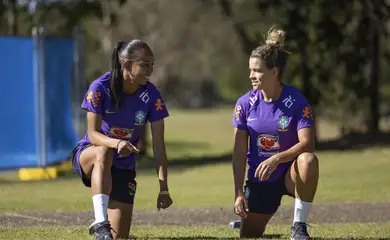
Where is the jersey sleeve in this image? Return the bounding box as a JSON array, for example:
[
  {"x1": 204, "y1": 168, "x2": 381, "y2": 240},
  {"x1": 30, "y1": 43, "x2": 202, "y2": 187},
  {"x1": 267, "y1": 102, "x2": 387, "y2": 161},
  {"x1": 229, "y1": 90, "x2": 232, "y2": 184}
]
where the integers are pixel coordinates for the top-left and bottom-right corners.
[
  {"x1": 148, "y1": 93, "x2": 169, "y2": 123},
  {"x1": 232, "y1": 97, "x2": 248, "y2": 131},
  {"x1": 81, "y1": 81, "x2": 106, "y2": 115},
  {"x1": 295, "y1": 101, "x2": 314, "y2": 131}
]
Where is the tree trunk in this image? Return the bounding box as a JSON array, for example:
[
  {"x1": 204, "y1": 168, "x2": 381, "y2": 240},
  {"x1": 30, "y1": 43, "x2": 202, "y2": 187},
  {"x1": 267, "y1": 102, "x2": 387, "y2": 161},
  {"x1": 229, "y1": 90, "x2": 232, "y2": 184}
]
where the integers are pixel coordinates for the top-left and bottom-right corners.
[
  {"x1": 6, "y1": 0, "x2": 17, "y2": 35},
  {"x1": 368, "y1": 24, "x2": 380, "y2": 134}
]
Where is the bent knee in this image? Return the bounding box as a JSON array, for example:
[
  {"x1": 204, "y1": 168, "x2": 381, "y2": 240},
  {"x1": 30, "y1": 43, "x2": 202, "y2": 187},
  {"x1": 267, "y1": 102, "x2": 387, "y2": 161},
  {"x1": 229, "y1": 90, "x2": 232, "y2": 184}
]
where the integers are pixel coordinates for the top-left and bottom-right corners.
[
  {"x1": 240, "y1": 213, "x2": 270, "y2": 238},
  {"x1": 297, "y1": 152, "x2": 319, "y2": 170},
  {"x1": 94, "y1": 146, "x2": 114, "y2": 165}
]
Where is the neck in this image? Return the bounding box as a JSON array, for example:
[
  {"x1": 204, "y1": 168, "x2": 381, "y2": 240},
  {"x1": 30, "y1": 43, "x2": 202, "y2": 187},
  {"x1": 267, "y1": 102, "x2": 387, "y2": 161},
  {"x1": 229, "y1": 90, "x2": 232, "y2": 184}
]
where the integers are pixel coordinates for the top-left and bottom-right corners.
[
  {"x1": 261, "y1": 84, "x2": 283, "y2": 102},
  {"x1": 123, "y1": 81, "x2": 139, "y2": 95}
]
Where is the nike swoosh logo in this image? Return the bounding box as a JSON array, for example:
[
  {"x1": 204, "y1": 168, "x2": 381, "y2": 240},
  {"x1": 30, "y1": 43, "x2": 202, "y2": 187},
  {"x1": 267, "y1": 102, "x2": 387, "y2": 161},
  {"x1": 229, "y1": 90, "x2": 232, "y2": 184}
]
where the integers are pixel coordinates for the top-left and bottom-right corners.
[
  {"x1": 248, "y1": 118, "x2": 257, "y2": 121},
  {"x1": 105, "y1": 109, "x2": 116, "y2": 114}
]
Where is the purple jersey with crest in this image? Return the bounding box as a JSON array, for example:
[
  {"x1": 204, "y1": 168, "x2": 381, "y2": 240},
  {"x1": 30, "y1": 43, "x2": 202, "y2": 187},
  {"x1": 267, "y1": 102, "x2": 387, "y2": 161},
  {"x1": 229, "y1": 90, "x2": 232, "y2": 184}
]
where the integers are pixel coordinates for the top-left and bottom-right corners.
[
  {"x1": 78, "y1": 72, "x2": 169, "y2": 169},
  {"x1": 232, "y1": 85, "x2": 313, "y2": 183}
]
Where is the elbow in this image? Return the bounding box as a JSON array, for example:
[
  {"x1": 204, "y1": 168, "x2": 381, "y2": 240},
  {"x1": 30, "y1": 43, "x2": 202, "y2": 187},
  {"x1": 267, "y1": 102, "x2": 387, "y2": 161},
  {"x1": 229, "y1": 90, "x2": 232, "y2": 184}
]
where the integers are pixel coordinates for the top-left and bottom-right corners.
[
  {"x1": 301, "y1": 141, "x2": 314, "y2": 153},
  {"x1": 88, "y1": 130, "x2": 99, "y2": 145}
]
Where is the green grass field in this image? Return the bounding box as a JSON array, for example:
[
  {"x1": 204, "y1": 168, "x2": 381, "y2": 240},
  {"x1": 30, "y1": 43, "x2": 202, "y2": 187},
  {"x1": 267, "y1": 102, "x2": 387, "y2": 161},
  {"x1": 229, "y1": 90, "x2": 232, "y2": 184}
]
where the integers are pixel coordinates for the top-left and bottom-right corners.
[
  {"x1": 2, "y1": 224, "x2": 390, "y2": 240},
  {"x1": 1, "y1": 107, "x2": 390, "y2": 239}
]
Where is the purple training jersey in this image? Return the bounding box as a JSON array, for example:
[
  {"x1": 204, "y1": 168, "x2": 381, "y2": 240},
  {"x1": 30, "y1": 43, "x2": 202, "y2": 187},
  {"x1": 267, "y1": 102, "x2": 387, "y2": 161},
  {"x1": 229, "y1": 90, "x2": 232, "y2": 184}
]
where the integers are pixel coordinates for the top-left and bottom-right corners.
[
  {"x1": 232, "y1": 85, "x2": 313, "y2": 183},
  {"x1": 78, "y1": 72, "x2": 169, "y2": 169}
]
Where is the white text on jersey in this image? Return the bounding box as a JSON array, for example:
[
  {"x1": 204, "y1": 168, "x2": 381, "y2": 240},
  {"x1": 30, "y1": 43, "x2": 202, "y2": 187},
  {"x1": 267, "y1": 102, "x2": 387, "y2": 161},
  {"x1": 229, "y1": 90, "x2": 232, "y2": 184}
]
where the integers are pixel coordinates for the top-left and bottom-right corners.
[{"x1": 140, "y1": 91, "x2": 150, "y2": 103}]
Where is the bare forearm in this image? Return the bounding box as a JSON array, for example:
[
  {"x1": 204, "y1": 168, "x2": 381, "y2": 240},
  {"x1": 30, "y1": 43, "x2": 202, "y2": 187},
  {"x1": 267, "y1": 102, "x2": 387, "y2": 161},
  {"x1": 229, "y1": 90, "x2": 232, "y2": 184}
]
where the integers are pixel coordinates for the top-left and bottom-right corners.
[
  {"x1": 276, "y1": 141, "x2": 313, "y2": 164},
  {"x1": 153, "y1": 144, "x2": 169, "y2": 191},
  {"x1": 89, "y1": 131, "x2": 120, "y2": 149},
  {"x1": 233, "y1": 151, "x2": 247, "y2": 197}
]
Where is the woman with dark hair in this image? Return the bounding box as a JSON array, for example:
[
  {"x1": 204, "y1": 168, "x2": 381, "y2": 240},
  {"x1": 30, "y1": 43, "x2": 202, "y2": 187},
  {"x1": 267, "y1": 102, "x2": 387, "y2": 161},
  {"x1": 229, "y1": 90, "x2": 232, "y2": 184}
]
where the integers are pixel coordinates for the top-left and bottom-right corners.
[{"x1": 72, "y1": 40, "x2": 173, "y2": 240}]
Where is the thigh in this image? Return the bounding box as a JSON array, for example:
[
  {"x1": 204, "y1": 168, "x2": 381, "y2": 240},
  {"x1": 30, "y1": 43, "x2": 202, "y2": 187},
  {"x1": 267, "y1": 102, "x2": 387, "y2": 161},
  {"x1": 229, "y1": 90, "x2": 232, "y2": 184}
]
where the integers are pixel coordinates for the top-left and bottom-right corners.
[
  {"x1": 245, "y1": 180, "x2": 284, "y2": 215},
  {"x1": 241, "y1": 180, "x2": 285, "y2": 237},
  {"x1": 108, "y1": 167, "x2": 137, "y2": 239},
  {"x1": 78, "y1": 145, "x2": 100, "y2": 177},
  {"x1": 110, "y1": 167, "x2": 137, "y2": 204},
  {"x1": 108, "y1": 199, "x2": 134, "y2": 239}
]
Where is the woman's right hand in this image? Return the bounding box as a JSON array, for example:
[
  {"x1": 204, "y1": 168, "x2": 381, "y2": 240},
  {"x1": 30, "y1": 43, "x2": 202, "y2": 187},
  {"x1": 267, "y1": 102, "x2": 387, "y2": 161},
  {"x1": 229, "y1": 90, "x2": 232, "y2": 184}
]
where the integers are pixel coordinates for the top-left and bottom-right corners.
[
  {"x1": 117, "y1": 140, "x2": 140, "y2": 157},
  {"x1": 234, "y1": 193, "x2": 249, "y2": 219}
]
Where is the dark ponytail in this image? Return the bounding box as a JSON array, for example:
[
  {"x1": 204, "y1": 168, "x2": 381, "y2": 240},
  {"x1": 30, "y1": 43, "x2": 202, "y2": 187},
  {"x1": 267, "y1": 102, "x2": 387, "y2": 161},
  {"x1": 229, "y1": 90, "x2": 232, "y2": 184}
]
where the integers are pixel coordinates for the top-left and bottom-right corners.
[
  {"x1": 110, "y1": 41, "x2": 126, "y2": 108},
  {"x1": 109, "y1": 39, "x2": 152, "y2": 108}
]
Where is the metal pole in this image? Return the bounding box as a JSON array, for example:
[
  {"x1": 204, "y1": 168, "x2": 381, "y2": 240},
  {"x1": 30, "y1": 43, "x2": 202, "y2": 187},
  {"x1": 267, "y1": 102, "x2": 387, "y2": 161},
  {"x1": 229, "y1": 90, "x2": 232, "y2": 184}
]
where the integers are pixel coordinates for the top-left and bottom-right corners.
[
  {"x1": 39, "y1": 25, "x2": 47, "y2": 167},
  {"x1": 73, "y1": 27, "x2": 81, "y2": 138},
  {"x1": 32, "y1": 26, "x2": 41, "y2": 167}
]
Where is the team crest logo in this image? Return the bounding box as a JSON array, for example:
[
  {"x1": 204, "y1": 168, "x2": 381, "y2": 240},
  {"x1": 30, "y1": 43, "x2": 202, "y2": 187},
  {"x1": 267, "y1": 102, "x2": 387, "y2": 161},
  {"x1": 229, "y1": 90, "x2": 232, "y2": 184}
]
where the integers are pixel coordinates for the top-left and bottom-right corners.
[
  {"x1": 278, "y1": 116, "x2": 289, "y2": 132},
  {"x1": 135, "y1": 111, "x2": 146, "y2": 126},
  {"x1": 108, "y1": 127, "x2": 134, "y2": 139},
  {"x1": 128, "y1": 182, "x2": 136, "y2": 196}
]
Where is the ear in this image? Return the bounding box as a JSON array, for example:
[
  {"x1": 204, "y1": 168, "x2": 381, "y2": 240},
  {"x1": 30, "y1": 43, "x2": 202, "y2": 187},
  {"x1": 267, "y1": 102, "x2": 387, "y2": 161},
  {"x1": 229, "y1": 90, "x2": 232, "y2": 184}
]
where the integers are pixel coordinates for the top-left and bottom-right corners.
[{"x1": 272, "y1": 67, "x2": 279, "y2": 77}]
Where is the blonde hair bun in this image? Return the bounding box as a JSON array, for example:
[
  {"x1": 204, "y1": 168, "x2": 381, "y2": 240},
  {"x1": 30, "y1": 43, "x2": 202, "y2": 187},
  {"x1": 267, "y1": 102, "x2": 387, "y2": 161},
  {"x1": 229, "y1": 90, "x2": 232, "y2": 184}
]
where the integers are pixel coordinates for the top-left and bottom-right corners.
[{"x1": 265, "y1": 26, "x2": 285, "y2": 47}]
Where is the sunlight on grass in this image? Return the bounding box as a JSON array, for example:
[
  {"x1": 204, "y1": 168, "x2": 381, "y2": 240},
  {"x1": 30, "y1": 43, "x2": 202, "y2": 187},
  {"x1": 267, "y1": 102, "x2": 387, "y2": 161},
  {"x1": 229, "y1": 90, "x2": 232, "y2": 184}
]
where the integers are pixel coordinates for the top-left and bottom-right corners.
[
  {"x1": 0, "y1": 108, "x2": 389, "y2": 212},
  {"x1": 1, "y1": 147, "x2": 390, "y2": 212},
  {"x1": 146, "y1": 107, "x2": 235, "y2": 160}
]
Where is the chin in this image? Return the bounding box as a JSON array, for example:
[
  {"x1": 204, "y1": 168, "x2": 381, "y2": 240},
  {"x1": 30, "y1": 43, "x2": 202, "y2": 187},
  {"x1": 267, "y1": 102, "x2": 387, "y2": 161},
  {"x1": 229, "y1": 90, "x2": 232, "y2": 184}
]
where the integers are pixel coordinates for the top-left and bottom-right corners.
[
  {"x1": 139, "y1": 78, "x2": 149, "y2": 86},
  {"x1": 252, "y1": 85, "x2": 261, "y2": 90}
]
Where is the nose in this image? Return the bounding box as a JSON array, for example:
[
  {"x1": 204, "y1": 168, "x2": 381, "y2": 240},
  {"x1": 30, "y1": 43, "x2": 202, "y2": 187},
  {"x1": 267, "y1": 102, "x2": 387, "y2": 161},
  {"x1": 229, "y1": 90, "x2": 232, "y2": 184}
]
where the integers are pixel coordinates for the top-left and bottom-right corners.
[{"x1": 249, "y1": 71, "x2": 255, "y2": 79}]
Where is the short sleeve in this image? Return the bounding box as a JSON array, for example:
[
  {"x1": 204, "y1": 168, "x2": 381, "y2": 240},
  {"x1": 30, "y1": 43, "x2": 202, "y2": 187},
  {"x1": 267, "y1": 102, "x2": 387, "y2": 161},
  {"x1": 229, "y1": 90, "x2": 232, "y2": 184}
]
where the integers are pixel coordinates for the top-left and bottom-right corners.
[
  {"x1": 148, "y1": 93, "x2": 169, "y2": 123},
  {"x1": 232, "y1": 97, "x2": 248, "y2": 131},
  {"x1": 296, "y1": 102, "x2": 314, "y2": 131},
  {"x1": 81, "y1": 81, "x2": 106, "y2": 115}
]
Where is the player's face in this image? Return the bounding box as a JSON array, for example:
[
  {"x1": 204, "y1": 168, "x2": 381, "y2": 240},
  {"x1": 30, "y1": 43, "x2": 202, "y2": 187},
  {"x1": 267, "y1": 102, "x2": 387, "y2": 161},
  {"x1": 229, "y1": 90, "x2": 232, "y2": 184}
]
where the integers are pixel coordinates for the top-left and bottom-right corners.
[
  {"x1": 249, "y1": 57, "x2": 278, "y2": 90},
  {"x1": 123, "y1": 48, "x2": 154, "y2": 85}
]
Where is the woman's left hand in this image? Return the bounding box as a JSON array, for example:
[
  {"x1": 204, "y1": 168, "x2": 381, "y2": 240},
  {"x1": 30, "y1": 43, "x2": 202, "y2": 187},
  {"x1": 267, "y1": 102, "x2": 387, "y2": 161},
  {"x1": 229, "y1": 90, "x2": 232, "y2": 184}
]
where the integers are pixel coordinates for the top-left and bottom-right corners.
[
  {"x1": 255, "y1": 155, "x2": 280, "y2": 181},
  {"x1": 157, "y1": 191, "x2": 173, "y2": 210}
]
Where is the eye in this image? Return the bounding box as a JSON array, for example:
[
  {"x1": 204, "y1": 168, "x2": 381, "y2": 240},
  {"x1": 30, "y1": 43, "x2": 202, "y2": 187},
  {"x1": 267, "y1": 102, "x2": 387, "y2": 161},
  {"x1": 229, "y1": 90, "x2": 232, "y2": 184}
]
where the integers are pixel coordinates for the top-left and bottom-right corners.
[{"x1": 139, "y1": 62, "x2": 154, "y2": 68}]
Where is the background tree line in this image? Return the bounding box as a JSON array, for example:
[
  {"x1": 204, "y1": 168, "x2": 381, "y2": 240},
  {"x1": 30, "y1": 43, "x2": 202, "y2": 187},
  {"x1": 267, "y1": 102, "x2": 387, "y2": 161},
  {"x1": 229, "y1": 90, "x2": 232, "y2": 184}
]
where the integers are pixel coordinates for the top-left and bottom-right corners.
[{"x1": 1, "y1": 0, "x2": 389, "y2": 153}]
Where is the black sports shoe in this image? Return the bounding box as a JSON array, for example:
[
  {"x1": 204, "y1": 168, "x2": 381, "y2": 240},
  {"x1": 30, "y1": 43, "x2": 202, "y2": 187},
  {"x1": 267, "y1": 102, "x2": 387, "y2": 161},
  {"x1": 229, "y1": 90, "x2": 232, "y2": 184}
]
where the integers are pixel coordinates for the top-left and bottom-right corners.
[
  {"x1": 291, "y1": 222, "x2": 311, "y2": 240},
  {"x1": 89, "y1": 221, "x2": 113, "y2": 240}
]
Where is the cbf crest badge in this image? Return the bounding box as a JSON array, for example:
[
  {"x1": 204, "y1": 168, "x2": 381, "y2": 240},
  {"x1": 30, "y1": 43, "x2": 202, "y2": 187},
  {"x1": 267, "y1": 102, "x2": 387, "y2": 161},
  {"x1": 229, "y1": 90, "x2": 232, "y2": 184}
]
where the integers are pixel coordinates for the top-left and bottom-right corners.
[
  {"x1": 135, "y1": 111, "x2": 146, "y2": 126},
  {"x1": 128, "y1": 182, "x2": 136, "y2": 196},
  {"x1": 278, "y1": 116, "x2": 289, "y2": 132}
]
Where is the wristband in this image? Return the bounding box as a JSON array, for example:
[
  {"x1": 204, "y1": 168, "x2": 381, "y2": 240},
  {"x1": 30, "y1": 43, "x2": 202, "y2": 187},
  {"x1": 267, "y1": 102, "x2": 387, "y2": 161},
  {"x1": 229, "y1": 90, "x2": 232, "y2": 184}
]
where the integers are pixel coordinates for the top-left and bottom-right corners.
[
  {"x1": 159, "y1": 191, "x2": 170, "y2": 196},
  {"x1": 116, "y1": 140, "x2": 124, "y2": 149}
]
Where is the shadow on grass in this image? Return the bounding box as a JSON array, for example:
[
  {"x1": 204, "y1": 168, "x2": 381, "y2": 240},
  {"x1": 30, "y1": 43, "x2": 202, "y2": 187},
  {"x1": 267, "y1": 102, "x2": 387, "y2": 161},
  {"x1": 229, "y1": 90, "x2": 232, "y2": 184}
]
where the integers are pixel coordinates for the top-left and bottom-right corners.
[
  {"x1": 316, "y1": 131, "x2": 390, "y2": 151},
  {"x1": 0, "y1": 152, "x2": 233, "y2": 184},
  {"x1": 4, "y1": 131, "x2": 390, "y2": 184},
  {"x1": 135, "y1": 152, "x2": 232, "y2": 170},
  {"x1": 165, "y1": 140, "x2": 210, "y2": 151}
]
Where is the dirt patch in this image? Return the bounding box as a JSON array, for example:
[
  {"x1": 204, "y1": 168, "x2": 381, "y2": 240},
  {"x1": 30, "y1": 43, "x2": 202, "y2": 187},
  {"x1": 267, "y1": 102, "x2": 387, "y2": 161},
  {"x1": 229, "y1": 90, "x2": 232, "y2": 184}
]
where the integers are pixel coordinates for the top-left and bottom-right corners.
[{"x1": 1, "y1": 202, "x2": 389, "y2": 227}]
